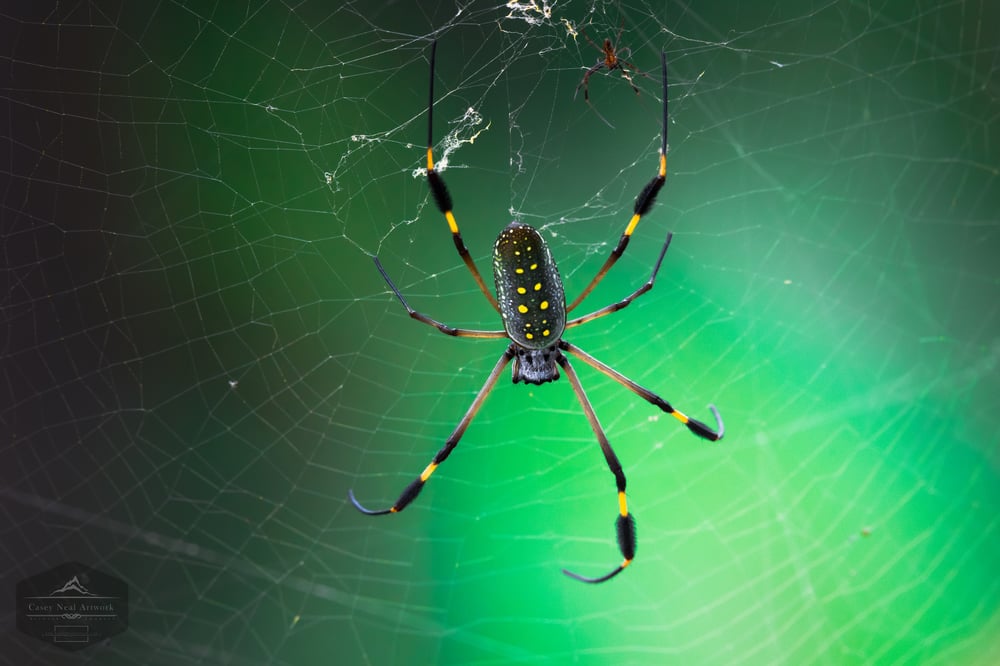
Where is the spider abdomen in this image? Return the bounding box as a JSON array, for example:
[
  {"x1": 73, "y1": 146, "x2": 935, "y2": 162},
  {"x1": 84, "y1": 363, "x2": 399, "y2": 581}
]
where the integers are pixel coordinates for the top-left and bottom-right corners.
[{"x1": 493, "y1": 222, "x2": 566, "y2": 350}]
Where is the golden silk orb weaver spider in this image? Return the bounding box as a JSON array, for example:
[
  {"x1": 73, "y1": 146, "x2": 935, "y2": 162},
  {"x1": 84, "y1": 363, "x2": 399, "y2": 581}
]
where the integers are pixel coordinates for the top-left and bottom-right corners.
[
  {"x1": 575, "y1": 22, "x2": 652, "y2": 128},
  {"x1": 349, "y1": 41, "x2": 724, "y2": 584}
]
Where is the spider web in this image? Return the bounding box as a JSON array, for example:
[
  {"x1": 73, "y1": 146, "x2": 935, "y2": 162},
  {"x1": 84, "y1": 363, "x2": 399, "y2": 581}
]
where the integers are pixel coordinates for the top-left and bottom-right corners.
[{"x1": 2, "y1": 1, "x2": 999, "y2": 664}]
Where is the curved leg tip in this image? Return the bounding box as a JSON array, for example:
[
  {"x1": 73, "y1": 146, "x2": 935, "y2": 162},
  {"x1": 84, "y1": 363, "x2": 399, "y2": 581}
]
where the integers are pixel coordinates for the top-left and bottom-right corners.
[
  {"x1": 707, "y1": 404, "x2": 725, "y2": 441},
  {"x1": 684, "y1": 404, "x2": 725, "y2": 442},
  {"x1": 562, "y1": 565, "x2": 626, "y2": 584},
  {"x1": 347, "y1": 489, "x2": 392, "y2": 516}
]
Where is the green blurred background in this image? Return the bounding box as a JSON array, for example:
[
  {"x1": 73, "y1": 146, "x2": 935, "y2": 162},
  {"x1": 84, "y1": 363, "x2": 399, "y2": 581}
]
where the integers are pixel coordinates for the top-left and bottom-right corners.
[{"x1": 3, "y1": 1, "x2": 998, "y2": 664}]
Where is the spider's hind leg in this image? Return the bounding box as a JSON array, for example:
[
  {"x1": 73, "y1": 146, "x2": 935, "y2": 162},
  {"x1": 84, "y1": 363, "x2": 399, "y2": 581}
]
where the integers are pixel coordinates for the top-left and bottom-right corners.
[{"x1": 348, "y1": 347, "x2": 515, "y2": 515}]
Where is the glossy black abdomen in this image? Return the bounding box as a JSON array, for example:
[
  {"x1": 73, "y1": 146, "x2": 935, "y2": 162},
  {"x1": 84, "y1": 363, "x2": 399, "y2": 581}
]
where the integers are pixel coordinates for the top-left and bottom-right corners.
[{"x1": 493, "y1": 222, "x2": 566, "y2": 350}]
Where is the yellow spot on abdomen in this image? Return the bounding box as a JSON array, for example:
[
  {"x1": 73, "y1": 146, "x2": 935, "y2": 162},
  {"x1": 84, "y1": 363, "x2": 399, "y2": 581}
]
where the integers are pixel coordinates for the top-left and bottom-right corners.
[
  {"x1": 533, "y1": 282, "x2": 541, "y2": 291},
  {"x1": 518, "y1": 304, "x2": 528, "y2": 314},
  {"x1": 517, "y1": 287, "x2": 526, "y2": 294},
  {"x1": 540, "y1": 301, "x2": 549, "y2": 310}
]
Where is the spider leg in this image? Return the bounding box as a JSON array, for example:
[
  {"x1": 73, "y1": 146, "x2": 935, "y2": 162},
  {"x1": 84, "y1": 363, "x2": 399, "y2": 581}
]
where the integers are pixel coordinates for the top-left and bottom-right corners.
[
  {"x1": 557, "y1": 354, "x2": 636, "y2": 584},
  {"x1": 574, "y1": 61, "x2": 606, "y2": 102},
  {"x1": 584, "y1": 98, "x2": 615, "y2": 129},
  {"x1": 574, "y1": 57, "x2": 616, "y2": 128},
  {"x1": 616, "y1": 46, "x2": 653, "y2": 85},
  {"x1": 374, "y1": 256, "x2": 507, "y2": 339},
  {"x1": 425, "y1": 41, "x2": 500, "y2": 312},
  {"x1": 612, "y1": 18, "x2": 627, "y2": 52},
  {"x1": 566, "y1": 230, "x2": 672, "y2": 329},
  {"x1": 618, "y1": 54, "x2": 656, "y2": 82},
  {"x1": 575, "y1": 61, "x2": 615, "y2": 128},
  {"x1": 618, "y1": 63, "x2": 642, "y2": 96},
  {"x1": 578, "y1": 24, "x2": 603, "y2": 55},
  {"x1": 567, "y1": 51, "x2": 669, "y2": 313},
  {"x1": 349, "y1": 346, "x2": 515, "y2": 515},
  {"x1": 560, "y1": 341, "x2": 725, "y2": 441}
]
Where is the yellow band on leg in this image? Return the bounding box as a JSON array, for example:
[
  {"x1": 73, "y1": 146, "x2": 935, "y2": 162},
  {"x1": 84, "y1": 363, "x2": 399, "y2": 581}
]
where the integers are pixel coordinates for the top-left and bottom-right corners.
[
  {"x1": 427, "y1": 148, "x2": 435, "y2": 171},
  {"x1": 624, "y1": 213, "x2": 641, "y2": 237},
  {"x1": 618, "y1": 491, "x2": 628, "y2": 517},
  {"x1": 445, "y1": 211, "x2": 459, "y2": 234},
  {"x1": 420, "y1": 462, "x2": 438, "y2": 482},
  {"x1": 659, "y1": 152, "x2": 667, "y2": 177}
]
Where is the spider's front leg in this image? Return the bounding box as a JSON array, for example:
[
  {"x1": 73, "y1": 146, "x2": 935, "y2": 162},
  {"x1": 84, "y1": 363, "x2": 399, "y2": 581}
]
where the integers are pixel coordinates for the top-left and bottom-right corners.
[{"x1": 566, "y1": 50, "x2": 670, "y2": 312}]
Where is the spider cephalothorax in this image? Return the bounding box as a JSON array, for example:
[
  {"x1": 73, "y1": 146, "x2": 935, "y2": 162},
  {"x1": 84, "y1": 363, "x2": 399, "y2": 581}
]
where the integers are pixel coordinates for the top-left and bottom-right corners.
[
  {"x1": 349, "y1": 41, "x2": 724, "y2": 584},
  {"x1": 511, "y1": 345, "x2": 562, "y2": 385}
]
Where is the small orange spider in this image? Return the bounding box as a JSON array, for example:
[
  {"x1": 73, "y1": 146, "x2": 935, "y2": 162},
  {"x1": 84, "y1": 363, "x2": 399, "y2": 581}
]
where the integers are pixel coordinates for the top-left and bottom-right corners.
[{"x1": 575, "y1": 22, "x2": 652, "y2": 127}]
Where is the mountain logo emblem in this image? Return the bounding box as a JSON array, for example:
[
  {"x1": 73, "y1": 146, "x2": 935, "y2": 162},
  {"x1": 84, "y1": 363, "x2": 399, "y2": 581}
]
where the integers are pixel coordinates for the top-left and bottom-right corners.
[
  {"x1": 50, "y1": 575, "x2": 100, "y2": 597},
  {"x1": 16, "y1": 562, "x2": 129, "y2": 652}
]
